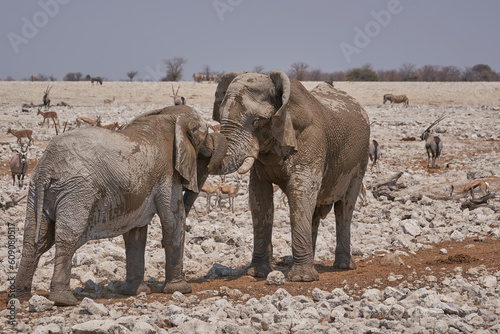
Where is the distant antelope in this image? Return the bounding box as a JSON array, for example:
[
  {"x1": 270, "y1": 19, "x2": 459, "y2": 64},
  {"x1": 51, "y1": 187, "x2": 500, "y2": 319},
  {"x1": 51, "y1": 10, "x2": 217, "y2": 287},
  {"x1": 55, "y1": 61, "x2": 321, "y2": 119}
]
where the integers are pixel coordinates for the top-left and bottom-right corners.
[
  {"x1": 103, "y1": 97, "x2": 115, "y2": 105},
  {"x1": 218, "y1": 179, "x2": 240, "y2": 213},
  {"x1": 171, "y1": 85, "x2": 185, "y2": 105},
  {"x1": 209, "y1": 74, "x2": 219, "y2": 82},
  {"x1": 7, "y1": 128, "x2": 34, "y2": 145},
  {"x1": 97, "y1": 120, "x2": 120, "y2": 130},
  {"x1": 193, "y1": 73, "x2": 206, "y2": 83},
  {"x1": 369, "y1": 139, "x2": 380, "y2": 173},
  {"x1": 200, "y1": 183, "x2": 220, "y2": 212},
  {"x1": 273, "y1": 184, "x2": 287, "y2": 209},
  {"x1": 43, "y1": 85, "x2": 53, "y2": 109},
  {"x1": 383, "y1": 94, "x2": 409, "y2": 107},
  {"x1": 37, "y1": 108, "x2": 59, "y2": 127},
  {"x1": 358, "y1": 182, "x2": 367, "y2": 206},
  {"x1": 450, "y1": 180, "x2": 490, "y2": 200},
  {"x1": 76, "y1": 115, "x2": 101, "y2": 127},
  {"x1": 420, "y1": 115, "x2": 445, "y2": 169},
  {"x1": 10, "y1": 144, "x2": 29, "y2": 188},
  {"x1": 91, "y1": 77, "x2": 103, "y2": 85},
  {"x1": 208, "y1": 122, "x2": 221, "y2": 133}
]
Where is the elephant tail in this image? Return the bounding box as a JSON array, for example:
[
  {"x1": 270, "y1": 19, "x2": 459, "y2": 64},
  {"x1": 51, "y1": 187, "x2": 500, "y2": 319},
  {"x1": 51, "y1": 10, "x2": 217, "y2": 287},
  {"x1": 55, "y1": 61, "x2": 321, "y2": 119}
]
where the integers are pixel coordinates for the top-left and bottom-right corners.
[{"x1": 33, "y1": 176, "x2": 46, "y2": 254}]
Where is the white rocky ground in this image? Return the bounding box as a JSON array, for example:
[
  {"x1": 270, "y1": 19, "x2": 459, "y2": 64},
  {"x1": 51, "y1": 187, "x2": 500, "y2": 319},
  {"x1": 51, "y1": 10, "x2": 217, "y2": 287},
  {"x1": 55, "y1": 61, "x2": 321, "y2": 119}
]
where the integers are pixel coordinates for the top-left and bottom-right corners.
[{"x1": 0, "y1": 81, "x2": 499, "y2": 333}]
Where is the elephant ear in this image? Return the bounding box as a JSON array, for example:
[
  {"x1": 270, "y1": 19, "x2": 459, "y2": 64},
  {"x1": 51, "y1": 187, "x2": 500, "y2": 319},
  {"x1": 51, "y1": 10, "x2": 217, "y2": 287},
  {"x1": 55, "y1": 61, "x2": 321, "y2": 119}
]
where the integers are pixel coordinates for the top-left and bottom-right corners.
[
  {"x1": 269, "y1": 69, "x2": 297, "y2": 155},
  {"x1": 213, "y1": 71, "x2": 244, "y2": 122},
  {"x1": 175, "y1": 114, "x2": 199, "y2": 192}
]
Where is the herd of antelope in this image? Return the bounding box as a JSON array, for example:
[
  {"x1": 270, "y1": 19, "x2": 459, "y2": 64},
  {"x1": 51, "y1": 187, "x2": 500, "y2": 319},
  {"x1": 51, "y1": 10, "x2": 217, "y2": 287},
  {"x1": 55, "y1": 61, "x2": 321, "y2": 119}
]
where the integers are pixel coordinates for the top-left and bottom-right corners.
[{"x1": 4, "y1": 86, "x2": 494, "y2": 208}]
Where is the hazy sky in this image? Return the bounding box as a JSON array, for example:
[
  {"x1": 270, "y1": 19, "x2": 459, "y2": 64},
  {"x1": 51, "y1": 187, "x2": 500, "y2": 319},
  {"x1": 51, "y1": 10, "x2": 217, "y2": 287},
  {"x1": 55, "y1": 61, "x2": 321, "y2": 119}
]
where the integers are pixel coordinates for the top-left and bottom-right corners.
[{"x1": 2, "y1": 0, "x2": 499, "y2": 81}]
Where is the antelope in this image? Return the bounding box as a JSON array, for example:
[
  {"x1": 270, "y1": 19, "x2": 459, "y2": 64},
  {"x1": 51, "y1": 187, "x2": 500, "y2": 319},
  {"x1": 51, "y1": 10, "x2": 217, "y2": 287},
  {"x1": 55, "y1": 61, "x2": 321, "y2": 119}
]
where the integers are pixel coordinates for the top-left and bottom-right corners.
[
  {"x1": 450, "y1": 180, "x2": 490, "y2": 200},
  {"x1": 369, "y1": 139, "x2": 380, "y2": 173},
  {"x1": 273, "y1": 184, "x2": 287, "y2": 209},
  {"x1": 383, "y1": 94, "x2": 409, "y2": 107},
  {"x1": 76, "y1": 115, "x2": 101, "y2": 127},
  {"x1": 358, "y1": 182, "x2": 367, "y2": 206},
  {"x1": 209, "y1": 74, "x2": 219, "y2": 82},
  {"x1": 200, "y1": 183, "x2": 220, "y2": 212},
  {"x1": 43, "y1": 85, "x2": 53, "y2": 109},
  {"x1": 7, "y1": 128, "x2": 34, "y2": 145},
  {"x1": 208, "y1": 122, "x2": 221, "y2": 133},
  {"x1": 37, "y1": 108, "x2": 59, "y2": 127},
  {"x1": 91, "y1": 77, "x2": 103, "y2": 85},
  {"x1": 10, "y1": 144, "x2": 29, "y2": 188},
  {"x1": 97, "y1": 120, "x2": 120, "y2": 130},
  {"x1": 171, "y1": 85, "x2": 185, "y2": 105},
  {"x1": 104, "y1": 97, "x2": 115, "y2": 105},
  {"x1": 218, "y1": 179, "x2": 240, "y2": 213},
  {"x1": 193, "y1": 73, "x2": 206, "y2": 83},
  {"x1": 420, "y1": 115, "x2": 445, "y2": 169}
]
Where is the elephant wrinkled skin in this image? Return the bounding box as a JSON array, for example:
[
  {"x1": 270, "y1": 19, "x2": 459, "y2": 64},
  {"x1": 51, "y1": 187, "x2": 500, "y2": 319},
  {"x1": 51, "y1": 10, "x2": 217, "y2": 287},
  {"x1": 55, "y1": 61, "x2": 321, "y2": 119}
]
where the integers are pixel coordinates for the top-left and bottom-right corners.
[
  {"x1": 212, "y1": 70, "x2": 370, "y2": 282},
  {"x1": 15, "y1": 105, "x2": 227, "y2": 306}
]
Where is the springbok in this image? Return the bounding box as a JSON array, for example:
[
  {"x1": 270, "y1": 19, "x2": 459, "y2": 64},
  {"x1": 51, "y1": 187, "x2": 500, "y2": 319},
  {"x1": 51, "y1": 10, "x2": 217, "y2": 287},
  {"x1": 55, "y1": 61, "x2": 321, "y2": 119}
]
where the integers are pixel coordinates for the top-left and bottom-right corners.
[
  {"x1": 218, "y1": 179, "x2": 240, "y2": 213},
  {"x1": 104, "y1": 97, "x2": 115, "y2": 105},
  {"x1": 43, "y1": 85, "x2": 52, "y2": 109},
  {"x1": 97, "y1": 121, "x2": 120, "y2": 131},
  {"x1": 171, "y1": 85, "x2": 185, "y2": 105},
  {"x1": 383, "y1": 94, "x2": 409, "y2": 107},
  {"x1": 7, "y1": 128, "x2": 34, "y2": 145},
  {"x1": 420, "y1": 115, "x2": 445, "y2": 169},
  {"x1": 358, "y1": 182, "x2": 367, "y2": 207},
  {"x1": 273, "y1": 184, "x2": 287, "y2": 209},
  {"x1": 10, "y1": 145, "x2": 29, "y2": 188},
  {"x1": 450, "y1": 180, "x2": 490, "y2": 200},
  {"x1": 76, "y1": 115, "x2": 101, "y2": 127},
  {"x1": 37, "y1": 108, "x2": 59, "y2": 127},
  {"x1": 200, "y1": 183, "x2": 220, "y2": 212}
]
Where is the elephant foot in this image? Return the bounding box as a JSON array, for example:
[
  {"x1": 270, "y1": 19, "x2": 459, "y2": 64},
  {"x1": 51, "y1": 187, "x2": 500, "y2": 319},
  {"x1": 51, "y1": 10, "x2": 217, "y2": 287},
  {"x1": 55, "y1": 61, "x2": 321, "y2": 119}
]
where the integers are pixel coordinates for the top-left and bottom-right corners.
[
  {"x1": 245, "y1": 262, "x2": 272, "y2": 278},
  {"x1": 49, "y1": 290, "x2": 78, "y2": 306},
  {"x1": 163, "y1": 280, "x2": 192, "y2": 294},
  {"x1": 287, "y1": 263, "x2": 319, "y2": 282},
  {"x1": 118, "y1": 280, "x2": 151, "y2": 296},
  {"x1": 333, "y1": 254, "x2": 357, "y2": 270},
  {"x1": 14, "y1": 290, "x2": 31, "y2": 302}
]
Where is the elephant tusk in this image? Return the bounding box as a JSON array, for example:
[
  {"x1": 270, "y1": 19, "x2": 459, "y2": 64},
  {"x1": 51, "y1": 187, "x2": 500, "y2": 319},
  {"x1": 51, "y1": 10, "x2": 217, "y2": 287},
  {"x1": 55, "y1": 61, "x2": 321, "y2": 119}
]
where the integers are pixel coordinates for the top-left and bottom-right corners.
[{"x1": 238, "y1": 157, "x2": 255, "y2": 174}]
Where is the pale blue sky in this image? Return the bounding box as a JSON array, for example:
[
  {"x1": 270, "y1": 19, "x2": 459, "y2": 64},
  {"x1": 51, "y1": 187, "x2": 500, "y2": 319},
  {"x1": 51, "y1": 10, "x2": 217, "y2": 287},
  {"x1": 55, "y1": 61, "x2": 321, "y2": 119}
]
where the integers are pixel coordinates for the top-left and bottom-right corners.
[{"x1": 1, "y1": 0, "x2": 499, "y2": 81}]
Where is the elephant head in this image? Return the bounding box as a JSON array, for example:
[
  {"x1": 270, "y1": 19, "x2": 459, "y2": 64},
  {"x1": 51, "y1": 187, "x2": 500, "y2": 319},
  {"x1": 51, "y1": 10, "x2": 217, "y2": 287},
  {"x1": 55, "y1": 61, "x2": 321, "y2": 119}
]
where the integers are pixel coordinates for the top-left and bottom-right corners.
[
  {"x1": 174, "y1": 112, "x2": 227, "y2": 193},
  {"x1": 212, "y1": 70, "x2": 297, "y2": 175}
]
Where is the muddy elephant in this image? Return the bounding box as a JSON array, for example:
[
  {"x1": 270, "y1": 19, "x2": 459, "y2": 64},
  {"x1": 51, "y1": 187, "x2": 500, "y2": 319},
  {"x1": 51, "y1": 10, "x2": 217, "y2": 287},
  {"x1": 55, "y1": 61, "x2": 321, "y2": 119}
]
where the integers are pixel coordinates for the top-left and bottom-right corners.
[
  {"x1": 15, "y1": 105, "x2": 227, "y2": 306},
  {"x1": 211, "y1": 70, "x2": 370, "y2": 281}
]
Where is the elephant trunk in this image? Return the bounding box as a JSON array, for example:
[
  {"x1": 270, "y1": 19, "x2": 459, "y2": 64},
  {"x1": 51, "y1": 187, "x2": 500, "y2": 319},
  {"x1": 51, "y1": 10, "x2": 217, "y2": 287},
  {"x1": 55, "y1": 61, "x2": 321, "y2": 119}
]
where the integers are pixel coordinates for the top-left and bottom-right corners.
[
  {"x1": 210, "y1": 129, "x2": 259, "y2": 175},
  {"x1": 203, "y1": 132, "x2": 228, "y2": 175}
]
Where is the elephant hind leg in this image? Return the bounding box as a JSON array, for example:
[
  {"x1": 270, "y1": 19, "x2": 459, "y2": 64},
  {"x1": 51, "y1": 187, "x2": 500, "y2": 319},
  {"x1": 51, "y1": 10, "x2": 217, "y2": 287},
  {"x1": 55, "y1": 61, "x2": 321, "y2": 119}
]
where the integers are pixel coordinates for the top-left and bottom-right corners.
[
  {"x1": 49, "y1": 244, "x2": 79, "y2": 306},
  {"x1": 15, "y1": 216, "x2": 55, "y2": 301},
  {"x1": 333, "y1": 182, "x2": 360, "y2": 270}
]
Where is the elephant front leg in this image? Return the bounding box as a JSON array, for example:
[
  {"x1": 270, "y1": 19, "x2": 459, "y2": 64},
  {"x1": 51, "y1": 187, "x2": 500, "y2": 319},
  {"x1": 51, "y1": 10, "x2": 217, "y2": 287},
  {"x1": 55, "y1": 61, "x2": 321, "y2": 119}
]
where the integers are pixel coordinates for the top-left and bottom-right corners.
[
  {"x1": 158, "y1": 194, "x2": 191, "y2": 294},
  {"x1": 119, "y1": 225, "x2": 151, "y2": 296},
  {"x1": 286, "y1": 177, "x2": 320, "y2": 282},
  {"x1": 246, "y1": 170, "x2": 274, "y2": 278}
]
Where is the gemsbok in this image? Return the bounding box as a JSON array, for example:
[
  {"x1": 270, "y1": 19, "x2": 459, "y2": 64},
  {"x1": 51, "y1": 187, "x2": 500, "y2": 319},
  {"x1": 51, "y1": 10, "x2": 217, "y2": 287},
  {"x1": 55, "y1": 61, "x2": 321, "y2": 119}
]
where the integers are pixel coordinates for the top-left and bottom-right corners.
[{"x1": 420, "y1": 115, "x2": 445, "y2": 169}]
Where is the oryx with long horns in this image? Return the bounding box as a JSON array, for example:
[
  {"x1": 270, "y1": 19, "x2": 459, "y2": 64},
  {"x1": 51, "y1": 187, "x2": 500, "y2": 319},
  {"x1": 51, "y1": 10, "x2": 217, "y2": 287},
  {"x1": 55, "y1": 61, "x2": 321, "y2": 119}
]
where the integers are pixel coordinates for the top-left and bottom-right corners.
[{"x1": 420, "y1": 115, "x2": 445, "y2": 169}]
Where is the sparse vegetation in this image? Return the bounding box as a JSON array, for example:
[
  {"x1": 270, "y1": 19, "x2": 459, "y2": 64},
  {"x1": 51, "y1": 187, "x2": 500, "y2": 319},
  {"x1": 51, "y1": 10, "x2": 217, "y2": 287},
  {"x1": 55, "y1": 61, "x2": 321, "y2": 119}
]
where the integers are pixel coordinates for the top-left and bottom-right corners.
[
  {"x1": 127, "y1": 71, "x2": 138, "y2": 81},
  {"x1": 162, "y1": 57, "x2": 187, "y2": 81}
]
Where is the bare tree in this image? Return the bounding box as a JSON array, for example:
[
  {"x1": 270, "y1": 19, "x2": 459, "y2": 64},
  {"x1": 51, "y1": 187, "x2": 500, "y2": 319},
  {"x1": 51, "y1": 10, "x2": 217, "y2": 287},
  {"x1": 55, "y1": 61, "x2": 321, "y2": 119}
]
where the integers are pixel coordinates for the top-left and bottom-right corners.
[
  {"x1": 163, "y1": 57, "x2": 187, "y2": 81},
  {"x1": 253, "y1": 65, "x2": 265, "y2": 74},
  {"x1": 289, "y1": 62, "x2": 309, "y2": 80},
  {"x1": 309, "y1": 68, "x2": 323, "y2": 81},
  {"x1": 127, "y1": 71, "x2": 138, "y2": 81},
  {"x1": 398, "y1": 63, "x2": 417, "y2": 81},
  {"x1": 63, "y1": 72, "x2": 83, "y2": 81}
]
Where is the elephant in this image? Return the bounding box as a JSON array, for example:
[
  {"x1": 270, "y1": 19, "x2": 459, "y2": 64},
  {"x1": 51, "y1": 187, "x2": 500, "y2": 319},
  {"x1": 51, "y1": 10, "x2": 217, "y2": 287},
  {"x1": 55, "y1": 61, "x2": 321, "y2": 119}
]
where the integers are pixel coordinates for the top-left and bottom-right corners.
[
  {"x1": 15, "y1": 105, "x2": 227, "y2": 306},
  {"x1": 211, "y1": 70, "x2": 370, "y2": 282}
]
